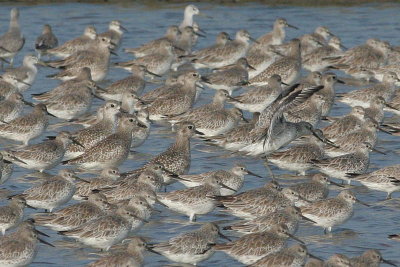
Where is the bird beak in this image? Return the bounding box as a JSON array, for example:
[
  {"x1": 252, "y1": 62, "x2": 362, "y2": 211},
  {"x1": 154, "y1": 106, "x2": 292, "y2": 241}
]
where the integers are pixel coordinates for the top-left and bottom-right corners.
[
  {"x1": 146, "y1": 245, "x2": 162, "y2": 255},
  {"x1": 173, "y1": 46, "x2": 186, "y2": 52},
  {"x1": 226, "y1": 95, "x2": 242, "y2": 104},
  {"x1": 195, "y1": 130, "x2": 205, "y2": 135},
  {"x1": 73, "y1": 176, "x2": 91, "y2": 183},
  {"x1": 195, "y1": 32, "x2": 206, "y2": 38},
  {"x1": 137, "y1": 122, "x2": 148, "y2": 128},
  {"x1": 336, "y1": 79, "x2": 346, "y2": 84},
  {"x1": 8, "y1": 154, "x2": 27, "y2": 165},
  {"x1": 247, "y1": 170, "x2": 263, "y2": 178},
  {"x1": 71, "y1": 138, "x2": 85, "y2": 149},
  {"x1": 110, "y1": 50, "x2": 118, "y2": 56},
  {"x1": 287, "y1": 24, "x2": 299, "y2": 30},
  {"x1": 308, "y1": 253, "x2": 324, "y2": 261},
  {"x1": 249, "y1": 36, "x2": 260, "y2": 44},
  {"x1": 301, "y1": 214, "x2": 317, "y2": 224},
  {"x1": 145, "y1": 69, "x2": 162, "y2": 78},
  {"x1": 247, "y1": 64, "x2": 256, "y2": 70},
  {"x1": 46, "y1": 111, "x2": 58, "y2": 118},
  {"x1": 377, "y1": 126, "x2": 393, "y2": 135},
  {"x1": 22, "y1": 99, "x2": 34, "y2": 107},
  {"x1": 340, "y1": 44, "x2": 347, "y2": 50},
  {"x1": 220, "y1": 182, "x2": 237, "y2": 192},
  {"x1": 371, "y1": 147, "x2": 386, "y2": 155},
  {"x1": 356, "y1": 198, "x2": 370, "y2": 207},
  {"x1": 15, "y1": 78, "x2": 32, "y2": 86},
  {"x1": 329, "y1": 180, "x2": 344, "y2": 188},
  {"x1": 25, "y1": 203, "x2": 37, "y2": 210},
  {"x1": 218, "y1": 231, "x2": 232, "y2": 242},
  {"x1": 38, "y1": 238, "x2": 55, "y2": 247},
  {"x1": 281, "y1": 81, "x2": 289, "y2": 86},
  {"x1": 120, "y1": 25, "x2": 129, "y2": 32},
  {"x1": 35, "y1": 229, "x2": 50, "y2": 237},
  {"x1": 287, "y1": 233, "x2": 305, "y2": 244},
  {"x1": 382, "y1": 258, "x2": 397, "y2": 267},
  {"x1": 197, "y1": 27, "x2": 207, "y2": 34}
]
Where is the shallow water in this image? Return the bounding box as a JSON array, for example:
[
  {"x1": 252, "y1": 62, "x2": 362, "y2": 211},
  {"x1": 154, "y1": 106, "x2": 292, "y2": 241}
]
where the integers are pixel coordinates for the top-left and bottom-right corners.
[{"x1": 0, "y1": 1, "x2": 399, "y2": 266}]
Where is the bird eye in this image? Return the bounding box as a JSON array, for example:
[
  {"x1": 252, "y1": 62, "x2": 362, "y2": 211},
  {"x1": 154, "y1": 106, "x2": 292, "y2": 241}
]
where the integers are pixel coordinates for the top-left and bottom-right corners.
[
  {"x1": 188, "y1": 125, "x2": 193, "y2": 129},
  {"x1": 111, "y1": 104, "x2": 115, "y2": 107},
  {"x1": 192, "y1": 73, "x2": 198, "y2": 77},
  {"x1": 129, "y1": 119, "x2": 134, "y2": 122}
]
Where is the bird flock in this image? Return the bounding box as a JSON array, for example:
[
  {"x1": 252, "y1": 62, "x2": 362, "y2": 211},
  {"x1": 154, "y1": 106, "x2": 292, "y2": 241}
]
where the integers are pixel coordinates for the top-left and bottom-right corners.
[{"x1": 0, "y1": 4, "x2": 398, "y2": 267}]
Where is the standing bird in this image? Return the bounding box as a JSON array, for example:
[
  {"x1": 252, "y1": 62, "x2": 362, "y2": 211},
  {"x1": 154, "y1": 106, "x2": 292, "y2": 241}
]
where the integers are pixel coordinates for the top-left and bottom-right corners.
[
  {"x1": 0, "y1": 196, "x2": 32, "y2": 235},
  {"x1": 149, "y1": 223, "x2": 230, "y2": 266},
  {"x1": 14, "y1": 169, "x2": 86, "y2": 212},
  {"x1": 63, "y1": 115, "x2": 146, "y2": 170},
  {"x1": 0, "y1": 8, "x2": 25, "y2": 67},
  {"x1": 350, "y1": 249, "x2": 397, "y2": 267},
  {"x1": 301, "y1": 190, "x2": 369, "y2": 233},
  {"x1": 35, "y1": 24, "x2": 58, "y2": 59},
  {"x1": 86, "y1": 237, "x2": 148, "y2": 267},
  {"x1": 0, "y1": 104, "x2": 52, "y2": 146},
  {"x1": 2, "y1": 54, "x2": 39, "y2": 92},
  {"x1": 124, "y1": 25, "x2": 180, "y2": 58},
  {"x1": 46, "y1": 25, "x2": 97, "y2": 59},
  {"x1": 4, "y1": 131, "x2": 80, "y2": 172}
]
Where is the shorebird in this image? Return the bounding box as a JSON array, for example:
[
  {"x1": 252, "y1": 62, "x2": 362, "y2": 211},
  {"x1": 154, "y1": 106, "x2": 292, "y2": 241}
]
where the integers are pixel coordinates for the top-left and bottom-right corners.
[
  {"x1": 115, "y1": 39, "x2": 177, "y2": 76},
  {"x1": 46, "y1": 25, "x2": 97, "y2": 58},
  {"x1": 0, "y1": 92, "x2": 32, "y2": 123},
  {"x1": 266, "y1": 130, "x2": 329, "y2": 175},
  {"x1": 0, "y1": 223, "x2": 53, "y2": 266},
  {"x1": 4, "y1": 131, "x2": 80, "y2": 172},
  {"x1": 350, "y1": 249, "x2": 397, "y2": 267},
  {"x1": 338, "y1": 72, "x2": 400, "y2": 108},
  {"x1": 33, "y1": 191, "x2": 111, "y2": 231},
  {"x1": 192, "y1": 30, "x2": 256, "y2": 69},
  {"x1": 124, "y1": 25, "x2": 180, "y2": 58},
  {"x1": 301, "y1": 190, "x2": 369, "y2": 233},
  {"x1": 2, "y1": 54, "x2": 39, "y2": 92},
  {"x1": 149, "y1": 223, "x2": 230, "y2": 265},
  {"x1": 0, "y1": 196, "x2": 32, "y2": 235},
  {"x1": 312, "y1": 142, "x2": 384, "y2": 184},
  {"x1": 64, "y1": 100, "x2": 120, "y2": 159},
  {"x1": 14, "y1": 169, "x2": 86, "y2": 212},
  {"x1": 289, "y1": 173, "x2": 342, "y2": 205},
  {"x1": 179, "y1": 163, "x2": 262, "y2": 195},
  {"x1": 249, "y1": 244, "x2": 320, "y2": 267},
  {"x1": 58, "y1": 205, "x2": 140, "y2": 251},
  {"x1": 202, "y1": 57, "x2": 254, "y2": 94},
  {"x1": 348, "y1": 164, "x2": 400, "y2": 199},
  {"x1": 303, "y1": 36, "x2": 345, "y2": 72},
  {"x1": 147, "y1": 71, "x2": 201, "y2": 120},
  {"x1": 0, "y1": 8, "x2": 25, "y2": 67},
  {"x1": 157, "y1": 176, "x2": 236, "y2": 221},
  {"x1": 45, "y1": 35, "x2": 114, "y2": 82},
  {"x1": 250, "y1": 38, "x2": 302, "y2": 86},
  {"x1": 121, "y1": 122, "x2": 200, "y2": 184},
  {"x1": 214, "y1": 223, "x2": 304, "y2": 265},
  {"x1": 87, "y1": 237, "x2": 148, "y2": 267},
  {"x1": 223, "y1": 206, "x2": 314, "y2": 234},
  {"x1": 63, "y1": 114, "x2": 146, "y2": 170},
  {"x1": 73, "y1": 167, "x2": 120, "y2": 200},
  {"x1": 249, "y1": 18, "x2": 298, "y2": 53},
  {"x1": 232, "y1": 74, "x2": 286, "y2": 113},
  {"x1": 99, "y1": 65, "x2": 157, "y2": 101},
  {"x1": 0, "y1": 104, "x2": 52, "y2": 146},
  {"x1": 35, "y1": 24, "x2": 58, "y2": 59}
]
